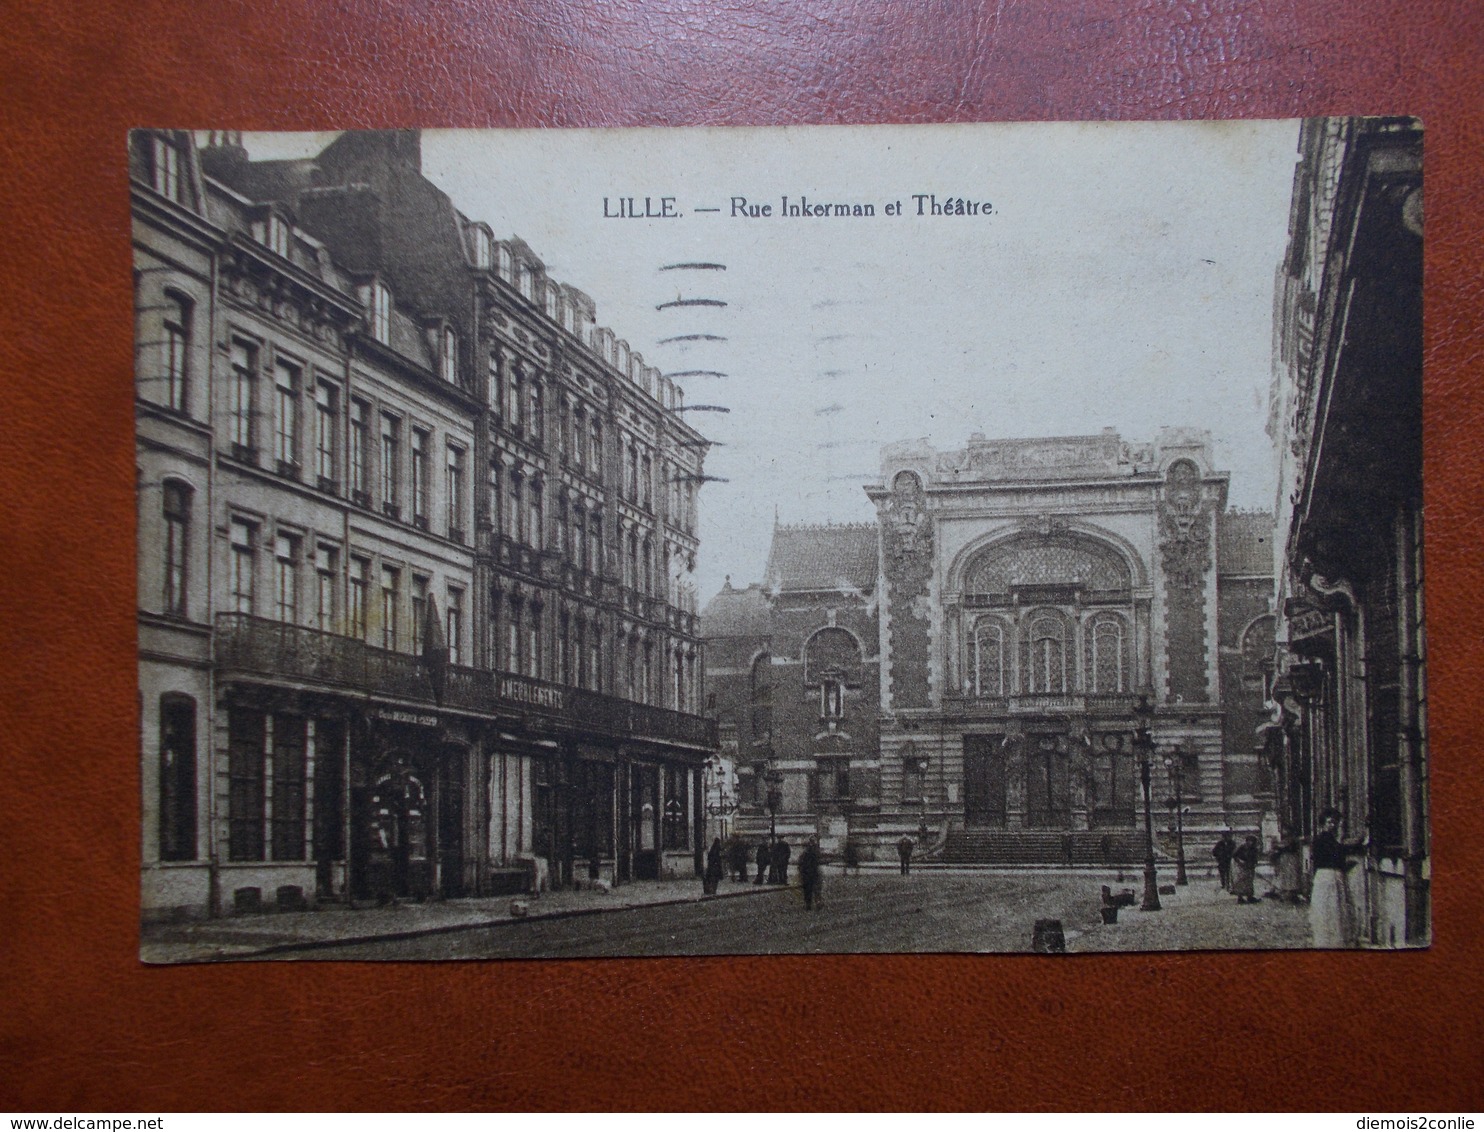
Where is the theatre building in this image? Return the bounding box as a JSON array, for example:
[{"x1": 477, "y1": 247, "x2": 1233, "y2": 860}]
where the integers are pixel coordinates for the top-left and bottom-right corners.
[
  {"x1": 135, "y1": 129, "x2": 715, "y2": 922},
  {"x1": 866, "y1": 430, "x2": 1274, "y2": 864},
  {"x1": 1268, "y1": 117, "x2": 1426, "y2": 945}
]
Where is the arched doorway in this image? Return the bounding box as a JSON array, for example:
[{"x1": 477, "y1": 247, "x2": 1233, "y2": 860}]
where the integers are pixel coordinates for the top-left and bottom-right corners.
[{"x1": 357, "y1": 754, "x2": 432, "y2": 901}]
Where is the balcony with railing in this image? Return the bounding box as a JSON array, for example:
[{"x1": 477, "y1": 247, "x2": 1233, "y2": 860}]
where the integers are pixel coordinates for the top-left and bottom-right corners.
[
  {"x1": 943, "y1": 690, "x2": 1140, "y2": 717},
  {"x1": 215, "y1": 613, "x2": 716, "y2": 749}
]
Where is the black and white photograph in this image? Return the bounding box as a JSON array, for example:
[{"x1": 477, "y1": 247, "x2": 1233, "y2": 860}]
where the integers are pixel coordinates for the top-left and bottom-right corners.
[{"x1": 133, "y1": 118, "x2": 1425, "y2": 962}]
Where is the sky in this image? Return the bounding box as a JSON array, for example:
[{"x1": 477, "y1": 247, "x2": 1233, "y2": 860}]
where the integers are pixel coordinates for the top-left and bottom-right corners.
[{"x1": 241, "y1": 121, "x2": 1301, "y2": 604}]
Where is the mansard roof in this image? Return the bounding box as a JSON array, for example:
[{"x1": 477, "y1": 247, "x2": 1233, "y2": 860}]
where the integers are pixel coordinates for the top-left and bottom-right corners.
[{"x1": 765, "y1": 523, "x2": 878, "y2": 594}]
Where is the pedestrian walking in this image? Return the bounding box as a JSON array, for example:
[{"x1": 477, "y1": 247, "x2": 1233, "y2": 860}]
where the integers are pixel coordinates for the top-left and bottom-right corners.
[
  {"x1": 755, "y1": 840, "x2": 770, "y2": 885},
  {"x1": 770, "y1": 837, "x2": 791, "y2": 884},
  {"x1": 798, "y1": 839, "x2": 822, "y2": 910},
  {"x1": 1212, "y1": 829, "x2": 1236, "y2": 891},
  {"x1": 842, "y1": 837, "x2": 861, "y2": 876},
  {"x1": 1231, "y1": 833, "x2": 1260, "y2": 904},
  {"x1": 897, "y1": 835, "x2": 915, "y2": 876},
  {"x1": 1309, "y1": 809, "x2": 1364, "y2": 947},
  {"x1": 703, "y1": 837, "x2": 724, "y2": 895}
]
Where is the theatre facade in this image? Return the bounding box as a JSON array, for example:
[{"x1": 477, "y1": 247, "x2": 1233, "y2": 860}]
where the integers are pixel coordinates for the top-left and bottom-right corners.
[
  {"x1": 135, "y1": 129, "x2": 716, "y2": 922},
  {"x1": 867, "y1": 430, "x2": 1275, "y2": 863}
]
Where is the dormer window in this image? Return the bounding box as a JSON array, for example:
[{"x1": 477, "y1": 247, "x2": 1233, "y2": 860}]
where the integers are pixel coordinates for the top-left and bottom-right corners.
[
  {"x1": 471, "y1": 226, "x2": 492, "y2": 270},
  {"x1": 369, "y1": 282, "x2": 391, "y2": 345},
  {"x1": 266, "y1": 214, "x2": 290, "y2": 258},
  {"x1": 441, "y1": 327, "x2": 458, "y2": 384},
  {"x1": 497, "y1": 244, "x2": 514, "y2": 282},
  {"x1": 518, "y1": 264, "x2": 536, "y2": 301},
  {"x1": 544, "y1": 284, "x2": 559, "y2": 321},
  {"x1": 150, "y1": 135, "x2": 184, "y2": 203}
]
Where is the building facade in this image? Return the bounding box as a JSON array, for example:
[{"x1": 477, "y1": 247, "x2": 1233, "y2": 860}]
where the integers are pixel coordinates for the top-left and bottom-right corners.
[
  {"x1": 701, "y1": 524, "x2": 882, "y2": 855},
  {"x1": 135, "y1": 129, "x2": 716, "y2": 922},
  {"x1": 703, "y1": 441, "x2": 1273, "y2": 865},
  {"x1": 1268, "y1": 117, "x2": 1427, "y2": 945}
]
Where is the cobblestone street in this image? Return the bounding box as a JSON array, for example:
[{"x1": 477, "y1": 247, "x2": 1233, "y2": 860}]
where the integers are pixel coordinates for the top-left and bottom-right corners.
[{"x1": 145, "y1": 865, "x2": 1311, "y2": 962}]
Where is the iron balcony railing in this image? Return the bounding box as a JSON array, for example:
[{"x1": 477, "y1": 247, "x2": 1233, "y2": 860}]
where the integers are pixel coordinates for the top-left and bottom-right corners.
[
  {"x1": 944, "y1": 691, "x2": 1140, "y2": 716},
  {"x1": 215, "y1": 613, "x2": 716, "y2": 748}
]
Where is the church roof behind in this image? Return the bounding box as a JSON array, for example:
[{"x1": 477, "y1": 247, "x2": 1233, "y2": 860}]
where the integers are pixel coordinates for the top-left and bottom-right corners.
[
  {"x1": 765, "y1": 523, "x2": 879, "y2": 593},
  {"x1": 699, "y1": 582, "x2": 772, "y2": 639}
]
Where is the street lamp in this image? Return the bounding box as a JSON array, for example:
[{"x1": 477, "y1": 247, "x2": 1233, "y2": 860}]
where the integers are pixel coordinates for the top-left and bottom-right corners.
[
  {"x1": 1131, "y1": 692, "x2": 1161, "y2": 912},
  {"x1": 763, "y1": 766, "x2": 784, "y2": 844},
  {"x1": 1164, "y1": 747, "x2": 1189, "y2": 886}
]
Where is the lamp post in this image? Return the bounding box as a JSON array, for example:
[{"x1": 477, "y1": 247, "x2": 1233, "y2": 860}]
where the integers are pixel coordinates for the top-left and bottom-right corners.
[
  {"x1": 1132, "y1": 692, "x2": 1161, "y2": 912},
  {"x1": 764, "y1": 766, "x2": 784, "y2": 844},
  {"x1": 917, "y1": 755, "x2": 931, "y2": 840},
  {"x1": 1164, "y1": 747, "x2": 1188, "y2": 886}
]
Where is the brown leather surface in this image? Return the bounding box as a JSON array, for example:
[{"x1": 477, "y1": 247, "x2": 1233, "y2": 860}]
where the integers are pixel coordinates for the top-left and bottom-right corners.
[{"x1": 2, "y1": 0, "x2": 1482, "y2": 1112}]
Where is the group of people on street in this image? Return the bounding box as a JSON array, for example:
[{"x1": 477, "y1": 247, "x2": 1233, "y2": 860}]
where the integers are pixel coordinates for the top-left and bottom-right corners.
[
  {"x1": 1211, "y1": 812, "x2": 1366, "y2": 946},
  {"x1": 1211, "y1": 829, "x2": 1262, "y2": 904},
  {"x1": 703, "y1": 835, "x2": 826, "y2": 909}
]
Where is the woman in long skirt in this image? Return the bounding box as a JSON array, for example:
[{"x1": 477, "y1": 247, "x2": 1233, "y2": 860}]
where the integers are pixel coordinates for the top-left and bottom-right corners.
[{"x1": 1309, "y1": 809, "x2": 1362, "y2": 947}]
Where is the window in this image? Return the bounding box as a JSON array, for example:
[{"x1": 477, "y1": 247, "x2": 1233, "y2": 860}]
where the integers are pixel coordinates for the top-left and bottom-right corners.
[
  {"x1": 590, "y1": 419, "x2": 602, "y2": 472},
  {"x1": 557, "y1": 611, "x2": 571, "y2": 684},
  {"x1": 230, "y1": 339, "x2": 257, "y2": 455},
  {"x1": 626, "y1": 529, "x2": 638, "y2": 590},
  {"x1": 555, "y1": 492, "x2": 570, "y2": 558},
  {"x1": 572, "y1": 406, "x2": 586, "y2": 470},
  {"x1": 642, "y1": 640, "x2": 653, "y2": 704},
  {"x1": 150, "y1": 135, "x2": 183, "y2": 202},
  {"x1": 674, "y1": 647, "x2": 685, "y2": 711},
  {"x1": 973, "y1": 619, "x2": 1008, "y2": 697},
  {"x1": 441, "y1": 327, "x2": 458, "y2": 385},
  {"x1": 227, "y1": 708, "x2": 265, "y2": 861},
  {"x1": 410, "y1": 428, "x2": 430, "y2": 527},
  {"x1": 1089, "y1": 616, "x2": 1127, "y2": 693},
  {"x1": 641, "y1": 454, "x2": 653, "y2": 510},
  {"x1": 273, "y1": 358, "x2": 300, "y2": 473},
  {"x1": 158, "y1": 694, "x2": 196, "y2": 861},
  {"x1": 314, "y1": 544, "x2": 338, "y2": 632},
  {"x1": 814, "y1": 759, "x2": 850, "y2": 802},
  {"x1": 507, "y1": 469, "x2": 523, "y2": 543},
  {"x1": 162, "y1": 480, "x2": 191, "y2": 617},
  {"x1": 822, "y1": 677, "x2": 844, "y2": 719},
  {"x1": 266, "y1": 214, "x2": 290, "y2": 258},
  {"x1": 488, "y1": 461, "x2": 501, "y2": 536},
  {"x1": 572, "y1": 506, "x2": 586, "y2": 571},
  {"x1": 370, "y1": 282, "x2": 391, "y2": 345},
  {"x1": 274, "y1": 532, "x2": 300, "y2": 624},
  {"x1": 626, "y1": 443, "x2": 638, "y2": 501},
  {"x1": 902, "y1": 757, "x2": 925, "y2": 802},
  {"x1": 447, "y1": 445, "x2": 466, "y2": 541},
  {"x1": 506, "y1": 598, "x2": 522, "y2": 673},
  {"x1": 348, "y1": 557, "x2": 368, "y2": 638},
  {"x1": 349, "y1": 399, "x2": 369, "y2": 501},
  {"x1": 642, "y1": 538, "x2": 653, "y2": 595},
  {"x1": 750, "y1": 653, "x2": 773, "y2": 740},
  {"x1": 314, "y1": 381, "x2": 338, "y2": 489},
  {"x1": 229, "y1": 518, "x2": 256, "y2": 614},
  {"x1": 487, "y1": 352, "x2": 501, "y2": 412},
  {"x1": 380, "y1": 565, "x2": 400, "y2": 651},
  {"x1": 506, "y1": 367, "x2": 523, "y2": 431},
  {"x1": 271, "y1": 716, "x2": 306, "y2": 861},
  {"x1": 379, "y1": 413, "x2": 400, "y2": 518},
  {"x1": 526, "y1": 602, "x2": 542, "y2": 677},
  {"x1": 590, "y1": 512, "x2": 603, "y2": 575},
  {"x1": 410, "y1": 575, "x2": 428, "y2": 655},
  {"x1": 662, "y1": 766, "x2": 689, "y2": 851},
  {"x1": 527, "y1": 479, "x2": 543, "y2": 549},
  {"x1": 590, "y1": 623, "x2": 602, "y2": 691},
  {"x1": 163, "y1": 293, "x2": 190, "y2": 413},
  {"x1": 446, "y1": 586, "x2": 463, "y2": 666},
  {"x1": 1025, "y1": 613, "x2": 1068, "y2": 694},
  {"x1": 573, "y1": 617, "x2": 586, "y2": 688},
  {"x1": 528, "y1": 380, "x2": 543, "y2": 443},
  {"x1": 471, "y1": 226, "x2": 492, "y2": 269}
]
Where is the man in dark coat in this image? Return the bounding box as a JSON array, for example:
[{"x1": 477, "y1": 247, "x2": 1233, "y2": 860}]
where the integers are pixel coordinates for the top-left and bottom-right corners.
[
  {"x1": 755, "y1": 840, "x2": 770, "y2": 885},
  {"x1": 1212, "y1": 829, "x2": 1236, "y2": 891},
  {"x1": 704, "y1": 837, "x2": 724, "y2": 895},
  {"x1": 770, "y1": 837, "x2": 791, "y2": 884},
  {"x1": 798, "y1": 839, "x2": 822, "y2": 910},
  {"x1": 728, "y1": 838, "x2": 751, "y2": 883},
  {"x1": 897, "y1": 835, "x2": 915, "y2": 876}
]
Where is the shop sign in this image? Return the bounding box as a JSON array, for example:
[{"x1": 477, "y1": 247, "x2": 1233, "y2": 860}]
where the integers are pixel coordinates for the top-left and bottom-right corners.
[
  {"x1": 499, "y1": 674, "x2": 565, "y2": 712},
  {"x1": 372, "y1": 708, "x2": 440, "y2": 728}
]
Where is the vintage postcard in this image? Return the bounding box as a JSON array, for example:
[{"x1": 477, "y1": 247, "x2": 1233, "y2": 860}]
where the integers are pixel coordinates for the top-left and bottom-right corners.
[{"x1": 133, "y1": 119, "x2": 1425, "y2": 961}]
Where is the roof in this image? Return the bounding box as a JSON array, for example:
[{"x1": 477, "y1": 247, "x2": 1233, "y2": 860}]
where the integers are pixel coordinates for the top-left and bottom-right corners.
[
  {"x1": 764, "y1": 523, "x2": 878, "y2": 593},
  {"x1": 699, "y1": 582, "x2": 772, "y2": 639},
  {"x1": 1219, "y1": 510, "x2": 1277, "y2": 575}
]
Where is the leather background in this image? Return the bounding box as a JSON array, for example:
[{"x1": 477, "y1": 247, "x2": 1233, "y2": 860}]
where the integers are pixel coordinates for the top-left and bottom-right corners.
[{"x1": 1, "y1": 0, "x2": 1481, "y2": 1112}]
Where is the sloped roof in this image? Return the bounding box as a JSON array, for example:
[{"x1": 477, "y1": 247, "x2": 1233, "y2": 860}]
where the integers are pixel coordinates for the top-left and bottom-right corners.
[
  {"x1": 1219, "y1": 510, "x2": 1277, "y2": 575},
  {"x1": 699, "y1": 582, "x2": 772, "y2": 639},
  {"x1": 765, "y1": 523, "x2": 878, "y2": 593}
]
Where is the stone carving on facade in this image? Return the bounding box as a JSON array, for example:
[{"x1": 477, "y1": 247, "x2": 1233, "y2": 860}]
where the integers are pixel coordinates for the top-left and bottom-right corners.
[
  {"x1": 882, "y1": 470, "x2": 934, "y2": 708},
  {"x1": 1158, "y1": 460, "x2": 1212, "y2": 591}
]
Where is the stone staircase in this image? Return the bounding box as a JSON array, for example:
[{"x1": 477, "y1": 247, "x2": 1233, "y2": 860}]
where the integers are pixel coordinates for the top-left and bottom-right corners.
[{"x1": 941, "y1": 828, "x2": 1150, "y2": 867}]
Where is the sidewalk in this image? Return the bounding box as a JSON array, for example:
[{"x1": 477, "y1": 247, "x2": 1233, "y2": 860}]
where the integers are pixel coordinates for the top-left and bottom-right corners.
[
  {"x1": 1067, "y1": 874, "x2": 1312, "y2": 952},
  {"x1": 141, "y1": 876, "x2": 776, "y2": 964}
]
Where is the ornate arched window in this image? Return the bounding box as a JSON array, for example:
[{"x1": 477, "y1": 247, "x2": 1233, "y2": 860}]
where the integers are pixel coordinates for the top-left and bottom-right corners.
[
  {"x1": 1087, "y1": 613, "x2": 1129, "y2": 693},
  {"x1": 1023, "y1": 610, "x2": 1070, "y2": 694},
  {"x1": 973, "y1": 617, "x2": 1010, "y2": 697}
]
